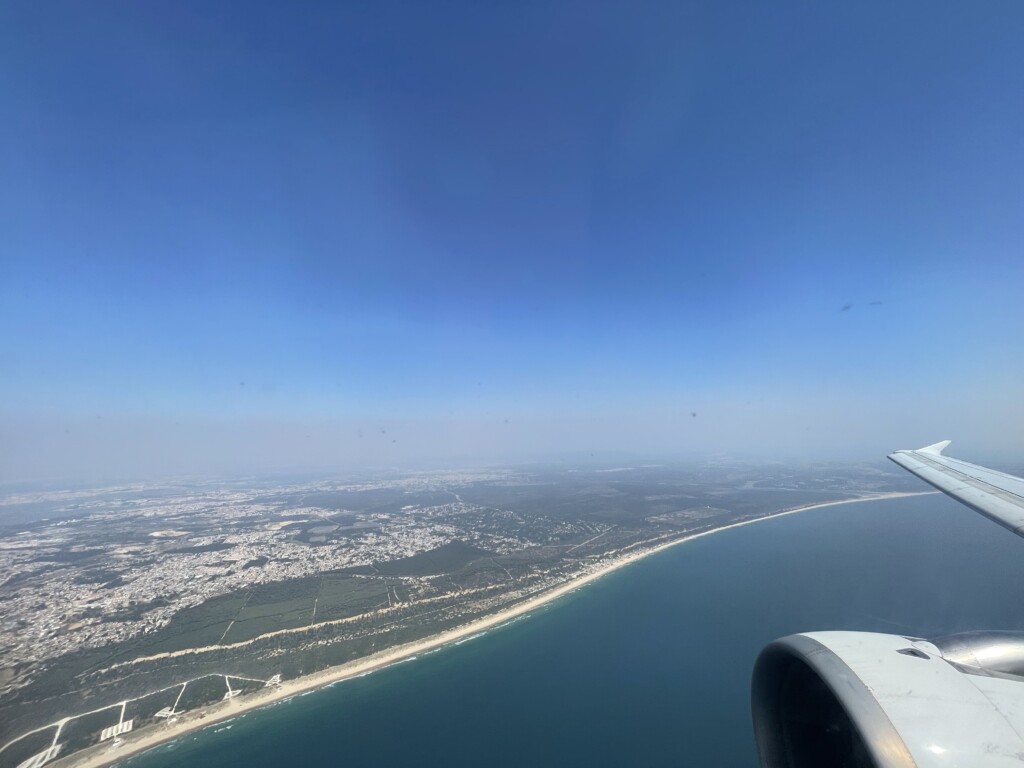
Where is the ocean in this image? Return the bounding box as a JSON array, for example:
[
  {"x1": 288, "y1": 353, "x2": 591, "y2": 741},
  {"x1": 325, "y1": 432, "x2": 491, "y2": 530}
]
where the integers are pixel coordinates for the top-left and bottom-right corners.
[{"x1": 122, "y1": 494, "x2": 1024, "y2": 767}]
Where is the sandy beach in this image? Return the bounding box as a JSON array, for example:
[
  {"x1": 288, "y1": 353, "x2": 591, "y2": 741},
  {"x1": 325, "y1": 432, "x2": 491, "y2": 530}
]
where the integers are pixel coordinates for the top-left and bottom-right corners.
[{"x1": 54, "y1": 491, "x2": 930, "y2": 768}]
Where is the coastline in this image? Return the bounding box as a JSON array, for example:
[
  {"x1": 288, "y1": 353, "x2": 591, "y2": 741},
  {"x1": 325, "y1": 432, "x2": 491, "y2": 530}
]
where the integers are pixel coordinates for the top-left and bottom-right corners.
[{"x1": 56, "y1": 491, "x2": 931, "y2": 768}]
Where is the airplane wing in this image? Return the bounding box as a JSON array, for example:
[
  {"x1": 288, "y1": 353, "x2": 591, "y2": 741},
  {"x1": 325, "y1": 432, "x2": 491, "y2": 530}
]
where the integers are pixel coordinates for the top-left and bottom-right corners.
[{"x1": 888, "y1": 440, "x2": 1024, "y2": 537}]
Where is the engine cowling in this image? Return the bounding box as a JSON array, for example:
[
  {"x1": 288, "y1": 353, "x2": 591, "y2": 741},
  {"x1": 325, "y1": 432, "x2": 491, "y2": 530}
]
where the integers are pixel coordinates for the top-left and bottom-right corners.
[{"x1": 752, "y1": 631, "x2": 1024, "y2": 767}]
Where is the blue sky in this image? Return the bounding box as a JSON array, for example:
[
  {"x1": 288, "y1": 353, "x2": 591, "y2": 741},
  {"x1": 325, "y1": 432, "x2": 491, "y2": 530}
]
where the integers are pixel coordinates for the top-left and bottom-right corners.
[{"x1": 2, "y1": 2, "x2": 1023, "y2": 481}]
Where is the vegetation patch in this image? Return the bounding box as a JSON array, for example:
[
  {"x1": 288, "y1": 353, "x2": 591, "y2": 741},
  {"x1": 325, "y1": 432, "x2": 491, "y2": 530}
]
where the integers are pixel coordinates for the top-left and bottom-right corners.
[{"x1": 375, "y1": 541, "x2": 492, "y2": 576}]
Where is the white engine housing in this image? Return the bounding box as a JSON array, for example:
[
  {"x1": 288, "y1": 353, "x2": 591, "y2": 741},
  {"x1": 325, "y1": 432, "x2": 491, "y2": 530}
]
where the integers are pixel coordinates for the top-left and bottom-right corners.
[{"x1": 752, "y1": 631, "x2": 1024, "y2": 767}]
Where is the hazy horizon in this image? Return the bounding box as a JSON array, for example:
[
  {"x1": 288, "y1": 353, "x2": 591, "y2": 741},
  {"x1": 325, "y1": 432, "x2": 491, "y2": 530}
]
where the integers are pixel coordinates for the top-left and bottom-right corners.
[{"x1": 5, "y1": 399, "x2": 1023, "y2": 487}]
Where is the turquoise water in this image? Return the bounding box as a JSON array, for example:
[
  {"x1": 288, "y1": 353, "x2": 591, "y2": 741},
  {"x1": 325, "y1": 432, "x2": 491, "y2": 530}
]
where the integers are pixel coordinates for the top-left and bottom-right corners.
[{"x1": 124, "y1": 494, "x2": 1024, "y2": 767}]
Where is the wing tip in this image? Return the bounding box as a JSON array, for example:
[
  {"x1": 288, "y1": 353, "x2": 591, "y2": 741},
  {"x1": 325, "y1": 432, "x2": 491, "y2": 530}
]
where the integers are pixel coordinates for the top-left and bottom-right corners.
[
  {"x1": 887, "y1": 440, "x2": 952, "y2": 462},
  {"x1": 918, "y1": 440, "x2": 952, "y2": 456}
]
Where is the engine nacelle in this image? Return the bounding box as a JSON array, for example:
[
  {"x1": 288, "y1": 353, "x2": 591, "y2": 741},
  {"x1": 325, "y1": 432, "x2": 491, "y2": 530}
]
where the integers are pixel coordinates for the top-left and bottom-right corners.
[{"x1": 752, "y1": 631, "x2": 1024, "y2": 767}]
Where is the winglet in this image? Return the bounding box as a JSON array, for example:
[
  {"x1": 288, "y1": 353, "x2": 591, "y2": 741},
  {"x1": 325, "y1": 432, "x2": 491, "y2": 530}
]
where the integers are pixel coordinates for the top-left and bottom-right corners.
[{"x1": 918, "y1": 440, "x2": 952, "y2": 456}]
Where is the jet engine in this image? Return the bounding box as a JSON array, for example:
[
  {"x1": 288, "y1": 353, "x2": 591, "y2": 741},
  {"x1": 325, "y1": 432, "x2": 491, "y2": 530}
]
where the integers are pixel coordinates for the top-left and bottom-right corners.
[{"x1": 751, "y1": 630, "x2": 1024, "y2": 767}]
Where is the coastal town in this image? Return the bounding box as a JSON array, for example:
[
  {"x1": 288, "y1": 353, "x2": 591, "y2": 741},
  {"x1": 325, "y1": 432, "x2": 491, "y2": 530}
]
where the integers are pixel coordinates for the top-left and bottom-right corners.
[{"x1": 0, "y1": 474, "x2": 524, "y2": 671}]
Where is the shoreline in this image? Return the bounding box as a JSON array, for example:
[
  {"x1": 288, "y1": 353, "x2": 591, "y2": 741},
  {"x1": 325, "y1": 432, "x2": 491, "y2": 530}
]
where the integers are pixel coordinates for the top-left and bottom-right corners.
[{"x1": 55, "y1": 491, "x2": 931, "y2": 768}]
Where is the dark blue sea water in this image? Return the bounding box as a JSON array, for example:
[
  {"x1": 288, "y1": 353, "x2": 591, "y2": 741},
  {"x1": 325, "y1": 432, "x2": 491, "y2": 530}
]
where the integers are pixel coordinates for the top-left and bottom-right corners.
[{"x1": 124, "y1": 494, "x2": 1024, "y2": 767}]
